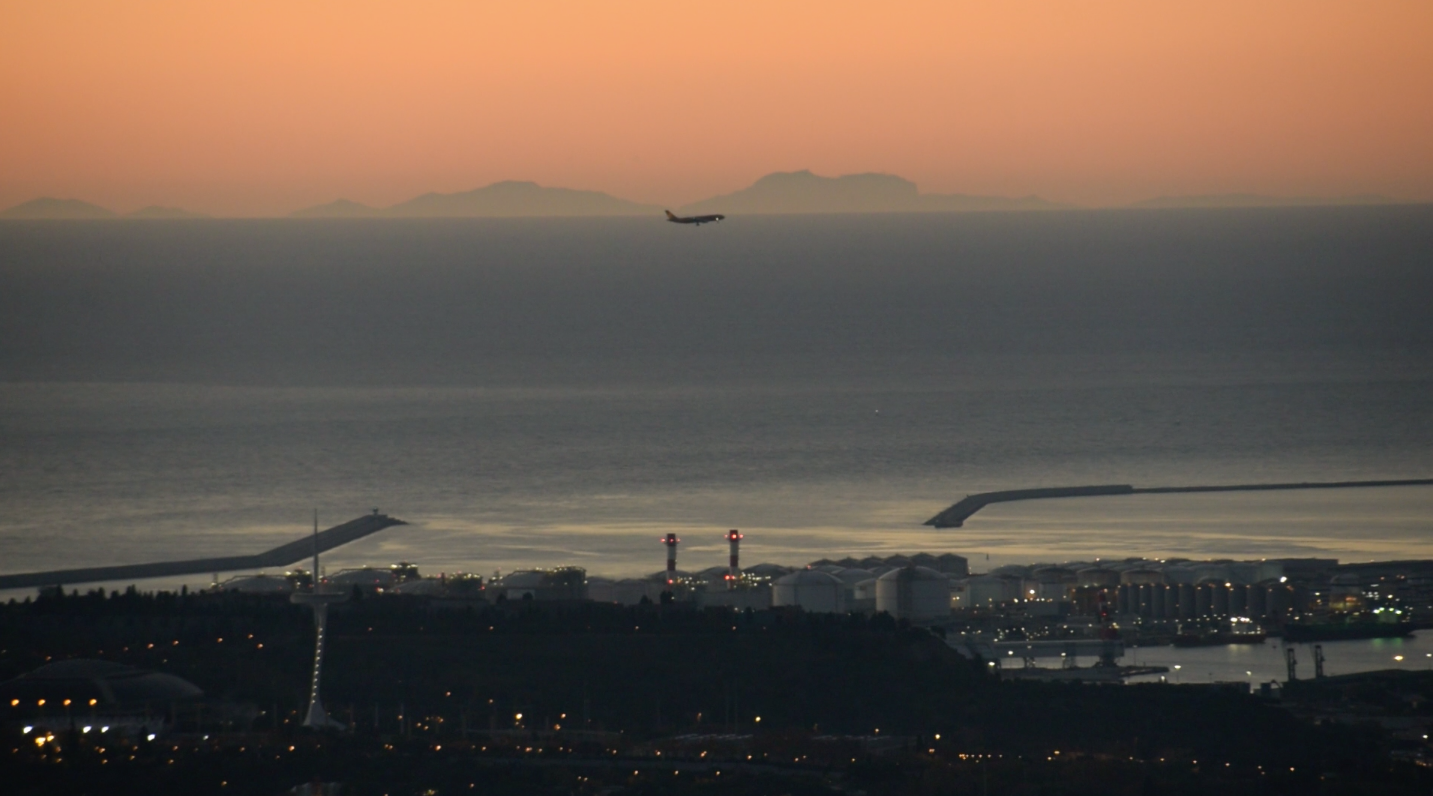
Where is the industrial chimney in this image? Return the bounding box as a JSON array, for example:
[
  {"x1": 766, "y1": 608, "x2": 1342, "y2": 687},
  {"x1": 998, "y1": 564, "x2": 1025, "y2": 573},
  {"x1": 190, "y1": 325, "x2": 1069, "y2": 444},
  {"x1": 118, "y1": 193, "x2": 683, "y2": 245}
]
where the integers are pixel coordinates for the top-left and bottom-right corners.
[
  {"x1": 662, "y1": 533, "x2": 679, "y2": 585},
  {"x1": 726, "y1": 529, "x2": 743, "y2": 589}
]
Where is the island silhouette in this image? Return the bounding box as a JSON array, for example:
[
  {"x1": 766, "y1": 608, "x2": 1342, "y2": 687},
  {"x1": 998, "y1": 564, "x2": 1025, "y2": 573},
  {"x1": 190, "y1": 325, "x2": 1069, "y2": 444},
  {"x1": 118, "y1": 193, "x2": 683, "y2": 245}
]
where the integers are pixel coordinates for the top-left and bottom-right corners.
[
  {"x1": 1, "y1": 174, "x2": 1412, "y2": 219},
  {"x1": 679, "y1": 170, "x2": 1064, "y2": 215}
]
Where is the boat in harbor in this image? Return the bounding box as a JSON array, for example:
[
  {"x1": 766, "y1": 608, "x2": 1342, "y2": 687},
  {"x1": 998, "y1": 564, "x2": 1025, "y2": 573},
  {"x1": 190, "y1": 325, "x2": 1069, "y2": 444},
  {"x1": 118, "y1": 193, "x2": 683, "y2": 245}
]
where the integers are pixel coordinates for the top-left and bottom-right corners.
[
  {"x1": 1000, "y1": 664, "x2": 1169, "y2": 683},
  {"x1": 1172, "y1": 618, "x2": 1267, "y2": 647},
  {"x1": 1283, "y1": 620, "x2": 1413, "y2": 642},
  {"x1": 1282, "y1": 608, "x2": 1414, "y2": 642},
  {"x1": 1172, "y1": 630, "x2": 1267, "y2": 647}
]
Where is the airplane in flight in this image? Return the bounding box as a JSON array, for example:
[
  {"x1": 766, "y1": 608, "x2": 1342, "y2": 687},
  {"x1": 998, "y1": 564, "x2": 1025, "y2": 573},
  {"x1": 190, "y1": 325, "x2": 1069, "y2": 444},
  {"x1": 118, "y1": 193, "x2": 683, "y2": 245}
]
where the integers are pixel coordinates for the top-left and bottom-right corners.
[{"x1": 665, "y1": 210, "x2": 725, "y2": 226}]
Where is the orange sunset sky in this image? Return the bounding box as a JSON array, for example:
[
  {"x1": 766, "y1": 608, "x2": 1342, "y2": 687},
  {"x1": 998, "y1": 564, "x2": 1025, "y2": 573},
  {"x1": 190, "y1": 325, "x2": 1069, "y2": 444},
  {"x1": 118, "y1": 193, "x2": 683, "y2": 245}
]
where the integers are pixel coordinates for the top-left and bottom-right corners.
[{"x1": 3, "y1": 0, "x2": 1431, "y2": 216}]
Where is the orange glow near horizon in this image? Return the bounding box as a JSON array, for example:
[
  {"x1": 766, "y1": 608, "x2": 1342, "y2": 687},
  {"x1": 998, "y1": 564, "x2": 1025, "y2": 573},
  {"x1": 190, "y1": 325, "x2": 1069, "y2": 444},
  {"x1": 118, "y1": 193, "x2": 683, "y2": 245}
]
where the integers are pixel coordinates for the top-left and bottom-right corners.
[{"x1": 2, "y1": 0, "x2": 1431, "y2": 215}]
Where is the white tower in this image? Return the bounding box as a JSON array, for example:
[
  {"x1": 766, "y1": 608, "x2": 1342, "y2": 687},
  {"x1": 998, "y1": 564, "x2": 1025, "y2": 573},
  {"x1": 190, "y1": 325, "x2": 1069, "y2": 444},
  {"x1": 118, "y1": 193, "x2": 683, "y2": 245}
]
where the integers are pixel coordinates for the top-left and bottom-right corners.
[{"x1": 290, "y1": 511, "x2": 347, "y2": 729}]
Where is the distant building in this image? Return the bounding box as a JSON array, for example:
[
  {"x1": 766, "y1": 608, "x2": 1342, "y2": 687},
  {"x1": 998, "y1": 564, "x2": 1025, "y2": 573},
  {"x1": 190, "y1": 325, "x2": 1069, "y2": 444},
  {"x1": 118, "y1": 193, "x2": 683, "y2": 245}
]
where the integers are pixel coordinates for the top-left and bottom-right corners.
[
  {"x1": 1, "y1": 659, "x2": 202, "y2": 737},
  {"x1": 497, "y1": 567, "x2": 587, "y2": 601},
  {"x1": 327, "y1": 563, "x2": 422, "y2": 594},
  {"x1": 215, "y1": 573, "x2": 294, "y2": 594},
  {"x1": 876, "y1": 566, "x2": 951, "y2": 623},
  {"x1": 772, "y1": 570, "x2": 846, "y2": 613}
]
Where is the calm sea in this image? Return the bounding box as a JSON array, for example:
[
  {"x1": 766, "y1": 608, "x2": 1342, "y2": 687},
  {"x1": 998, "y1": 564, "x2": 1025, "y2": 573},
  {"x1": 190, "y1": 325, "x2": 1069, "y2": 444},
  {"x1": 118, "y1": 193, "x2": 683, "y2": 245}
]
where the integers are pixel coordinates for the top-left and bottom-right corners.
[{"x1": 1, "y1": 208, "x2": 1431, "y2": 590}]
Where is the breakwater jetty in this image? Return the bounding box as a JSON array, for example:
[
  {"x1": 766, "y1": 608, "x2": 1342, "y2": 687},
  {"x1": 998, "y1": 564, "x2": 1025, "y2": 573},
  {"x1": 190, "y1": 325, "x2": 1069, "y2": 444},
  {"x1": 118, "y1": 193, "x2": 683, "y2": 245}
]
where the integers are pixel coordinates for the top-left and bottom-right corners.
[
  {"x1": 924, "y1": 478, "x2": 1433, "y2": 528},
  {"x1": 0, "y1": 513, "x2": 406, "y2": 590}
]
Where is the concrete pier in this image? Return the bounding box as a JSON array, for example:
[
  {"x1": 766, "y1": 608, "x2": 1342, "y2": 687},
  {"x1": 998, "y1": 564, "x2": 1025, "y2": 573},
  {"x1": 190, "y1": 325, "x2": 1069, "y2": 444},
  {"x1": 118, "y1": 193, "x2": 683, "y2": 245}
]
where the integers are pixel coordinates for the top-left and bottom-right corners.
[
  {"x1": 925, "y1": 478, "x2": 1433, "y2": 528},
  {"x1": 0, "y1": 513, "x2": 406, "y2": 590}
]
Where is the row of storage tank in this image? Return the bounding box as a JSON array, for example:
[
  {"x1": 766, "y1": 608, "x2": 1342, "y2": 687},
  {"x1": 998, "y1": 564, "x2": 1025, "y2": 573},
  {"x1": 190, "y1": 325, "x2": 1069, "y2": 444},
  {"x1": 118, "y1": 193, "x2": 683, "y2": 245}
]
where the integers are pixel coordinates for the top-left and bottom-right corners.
[
  {"x1": 216, "y1": 557, "x2": 1305, "y2": 624},
  {"x1": 586, "y1": 565, "x2": 958, "y2": 624},
  {"x1": 769, "y1": 566, "x2": 952, "y2": 623},
  {"x1": 954, "y1": 565, "x2": 1301, "y2": 621},
  {"x1": 1107, "y1": 581, "x2": 1296, "y2": 620},
  {"x1": 985, "y1": 561, "x2": 1289, "y2": 588},
  {"x1": 772, "y1": 566, "x2": 1299, "y2": 624}
]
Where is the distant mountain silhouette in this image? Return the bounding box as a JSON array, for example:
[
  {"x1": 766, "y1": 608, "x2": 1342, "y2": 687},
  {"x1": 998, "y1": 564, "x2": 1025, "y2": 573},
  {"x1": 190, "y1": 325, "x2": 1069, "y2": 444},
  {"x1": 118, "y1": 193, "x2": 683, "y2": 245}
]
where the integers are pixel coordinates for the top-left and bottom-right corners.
[
  {"x1": 1131, "y1": 193, "x2": 1405, "y2": 209},
  {"x1": 290, "y1": 199, "x2": 382, "y2": 218},
  {"x1": 291, "y1": 182, "x2": 658, "y2": 218},
  {"x1": 1, "y1": 197, "x2": 116, "y2": 219},
  {"x1": 681, "y1": 171, "x2": 1064, "y2": 215},
  {"x1": 126, "y1": 205, "x2": 208, "y2": 219}
]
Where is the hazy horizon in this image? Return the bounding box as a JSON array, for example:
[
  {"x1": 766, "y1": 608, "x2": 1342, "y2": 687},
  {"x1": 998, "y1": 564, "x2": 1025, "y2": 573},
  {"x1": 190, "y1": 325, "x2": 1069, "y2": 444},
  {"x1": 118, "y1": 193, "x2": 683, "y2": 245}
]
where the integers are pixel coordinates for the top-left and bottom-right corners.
[{"x1": 2, "y1": 172, "x2": 1424, "y2": 220}]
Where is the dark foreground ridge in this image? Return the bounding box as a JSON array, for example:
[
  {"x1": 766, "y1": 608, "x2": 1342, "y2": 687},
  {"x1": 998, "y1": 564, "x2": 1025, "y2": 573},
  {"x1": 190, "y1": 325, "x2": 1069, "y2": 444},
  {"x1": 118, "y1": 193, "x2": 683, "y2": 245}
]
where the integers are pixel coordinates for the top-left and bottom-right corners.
[
  {"x1": 924, "y1": 478, "x2": 1433, "y2": 528},
  {"x1": 0, "y1": 514, "x2": 406, "y2": 590},
  {"x1": 4, "y1": 592, "x2": 1429, "y2": 796}
]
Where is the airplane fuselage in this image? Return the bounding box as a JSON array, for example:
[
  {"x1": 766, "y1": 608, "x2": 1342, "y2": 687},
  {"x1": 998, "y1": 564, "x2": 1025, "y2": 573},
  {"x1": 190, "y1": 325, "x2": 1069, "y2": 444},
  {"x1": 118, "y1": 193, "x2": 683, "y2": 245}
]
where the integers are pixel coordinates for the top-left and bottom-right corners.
[{"x1": 666, "y1": 210, "x2": 725, "y2": 226}]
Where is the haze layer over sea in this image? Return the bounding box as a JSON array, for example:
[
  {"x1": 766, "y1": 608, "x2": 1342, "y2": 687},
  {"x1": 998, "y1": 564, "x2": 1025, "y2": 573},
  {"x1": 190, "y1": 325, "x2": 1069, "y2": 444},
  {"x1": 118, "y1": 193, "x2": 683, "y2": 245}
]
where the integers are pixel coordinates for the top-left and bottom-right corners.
[{"x1": 1, "y1": 208, "x2": 1431, "y2": 586}]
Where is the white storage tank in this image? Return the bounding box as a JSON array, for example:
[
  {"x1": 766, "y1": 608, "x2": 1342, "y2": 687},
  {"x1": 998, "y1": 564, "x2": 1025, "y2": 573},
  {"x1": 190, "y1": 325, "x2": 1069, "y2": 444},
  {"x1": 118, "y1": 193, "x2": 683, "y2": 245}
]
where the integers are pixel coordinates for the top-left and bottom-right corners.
[
  {"x1": 964, "y1": 575, "x2": 1017, "y2": 607},
  {"x1": 1193, "y1": 564, "x2": 1232, "y2": 584},
  {"x1": 771, "y1": 570, "x2": 846, "y2": 613},
  {"x1": 935, "y1": 553, "x2": 970, "y2": 577},
  {"x1": 853, "y1": 578, "x2": 879, "y2": 601},
  {"x1": 1026, "y1": 567, "x2": 1078, "y2": 601},
  {"x1": 834, "y1": 568, "x2": 875, "y2": 595},
  {"x1": 1228, "y1": 563, "x2": 1263, "y2": 585},
  {"x1": 1076, "y1": 568, "x2": 1121, "y2": 588},
  {"x1": 392, "y1": 578, "x2": 447, "y2": 596},
  {"x1": 329, "y1": 567, "x2": 397, "y2": 593},
  {"x1": 217, "y1": 574, "x2": 293, "y2": 594},
  {"x1": 1120, "y1": 568, "x2": 1165, "y2": 586},
  {"x1": 876, "y1": 566, "x2": 951, "y2": 623},
  {"x1": 1162, "y1": 565, "x2": 1198, "y2": 585}
]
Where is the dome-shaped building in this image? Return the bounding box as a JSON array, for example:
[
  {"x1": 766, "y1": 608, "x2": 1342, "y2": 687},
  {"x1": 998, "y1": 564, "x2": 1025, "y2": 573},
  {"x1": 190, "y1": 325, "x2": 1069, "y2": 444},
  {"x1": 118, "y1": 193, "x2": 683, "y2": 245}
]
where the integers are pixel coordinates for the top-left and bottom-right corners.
[
  {"x1": 745, "y1": 563, "x2": 794, "y2": 579},
  {"x1": 1, "y1": 659, "x2": 202, "y2": 711},
  {"x1": 391, "y1": 578, "x2": 448, "y2": 596},
  {"x1": 876, "y1": 566, "x2": 951, "y2": 623},
  {"x1": 1076, "y1": 567, "x2": 1120, "y2": 588},
  {"x1": 960, "y1": 575, "x2": 1019, "y2": 608},
  {"x1": 1026, "y1": 567, "x2": 1078, "y2": 601},
  {"x1": 328, "y1": 567, "x2": 398, "y2": 592},
  {"x1": 834, "y1": 568, "x2": 875, "y2": 592},
  {"x1": 2, "y1": 659, "x2": 205, "y2": 738},
  {"x1": 216, "y1": 574, "x2": 293, "y2": 594},
  {"x1": 772, "y1": 570, "x2": 846, "y2": 613},
  {"x1": 1120, "y1": 568, "x2": 1165, "y2": 585},
  {"x1": 839, "y1": 569, "x2": 878, "y2": 611},
  {"x1": 853, "y1": 578, "x2": 879, "y2": 602}
]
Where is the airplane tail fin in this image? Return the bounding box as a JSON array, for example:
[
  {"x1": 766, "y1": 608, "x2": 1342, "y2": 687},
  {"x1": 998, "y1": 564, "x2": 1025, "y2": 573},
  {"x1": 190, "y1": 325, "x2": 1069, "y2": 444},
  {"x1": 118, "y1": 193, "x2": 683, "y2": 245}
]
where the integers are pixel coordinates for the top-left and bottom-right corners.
[{"x1": 665, "y1": 210, "x2": 678, "y2": 220}]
